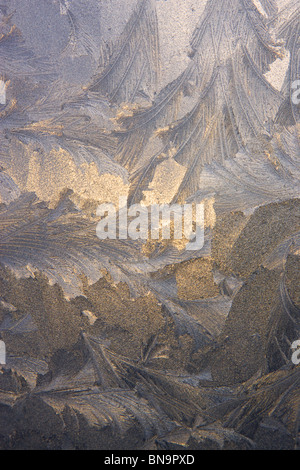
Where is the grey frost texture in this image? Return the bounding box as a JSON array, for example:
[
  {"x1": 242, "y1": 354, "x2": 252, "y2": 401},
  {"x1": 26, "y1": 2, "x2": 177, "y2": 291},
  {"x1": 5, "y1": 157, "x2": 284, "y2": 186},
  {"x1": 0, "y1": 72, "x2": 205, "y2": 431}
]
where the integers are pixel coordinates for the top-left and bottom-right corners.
[{"x1": 0, "y1": 0, "x2": 299, "y2": 450}]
